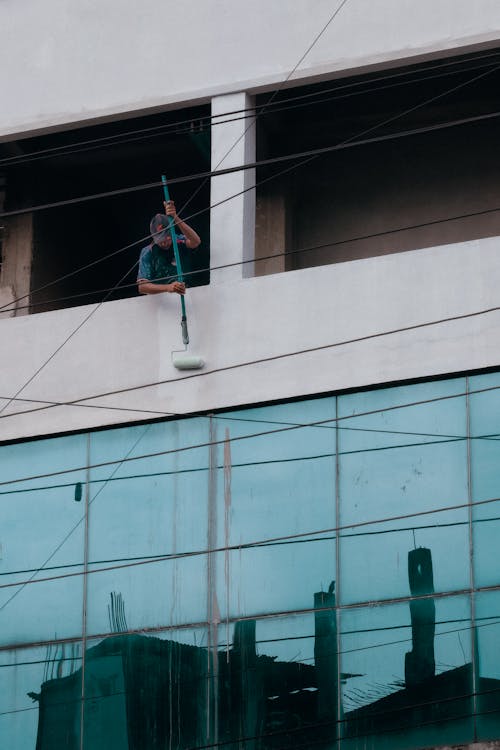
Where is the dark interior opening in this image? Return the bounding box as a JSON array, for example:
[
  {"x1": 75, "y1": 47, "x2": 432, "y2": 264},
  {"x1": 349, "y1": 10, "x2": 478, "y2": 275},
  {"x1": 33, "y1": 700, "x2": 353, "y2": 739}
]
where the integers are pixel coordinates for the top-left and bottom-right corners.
[
  {"x1": 255, "y1": 48, "x2": 500, "y2": 274},
  {"x1": 0, "y1": 104, "x2": 211, "y2": 313}
]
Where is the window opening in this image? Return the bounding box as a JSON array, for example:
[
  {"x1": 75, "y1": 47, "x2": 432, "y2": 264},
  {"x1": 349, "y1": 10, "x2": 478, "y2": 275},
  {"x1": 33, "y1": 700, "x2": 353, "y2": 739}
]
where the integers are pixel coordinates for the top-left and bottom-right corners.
[
  {"x1": 0, "y1": 105, "x2": 210, "y2": 314},
  {"x1": 255, "y1": 49, "x2": 500, "y2": 275}
]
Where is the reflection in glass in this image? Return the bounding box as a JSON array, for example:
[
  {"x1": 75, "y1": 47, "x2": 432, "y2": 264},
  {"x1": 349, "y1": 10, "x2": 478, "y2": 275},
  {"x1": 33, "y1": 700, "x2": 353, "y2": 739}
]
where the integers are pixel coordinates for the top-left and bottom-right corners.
[
  {"x1": 2, "y1": 373, "x2": 500, "y2": 748},
  {"x1": 0, "y1": 641, "x2": 83, "y2": 749},
  {"x1": 341, "y1": 588, "x2": 475, "y2": 749}
]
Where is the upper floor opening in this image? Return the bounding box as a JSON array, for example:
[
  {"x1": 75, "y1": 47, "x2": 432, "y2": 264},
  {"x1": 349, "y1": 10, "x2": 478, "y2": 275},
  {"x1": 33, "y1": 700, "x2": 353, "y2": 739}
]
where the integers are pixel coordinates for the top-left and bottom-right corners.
[
  {"x1": 1, "y1": 47, "x2": 500, "y2": 315},
  {"x1": 254, "y1": 47, "x2": 500, "y2": 274},
  {"x1": 0, "y1": 104, "x2": 211, "y2": 316}
]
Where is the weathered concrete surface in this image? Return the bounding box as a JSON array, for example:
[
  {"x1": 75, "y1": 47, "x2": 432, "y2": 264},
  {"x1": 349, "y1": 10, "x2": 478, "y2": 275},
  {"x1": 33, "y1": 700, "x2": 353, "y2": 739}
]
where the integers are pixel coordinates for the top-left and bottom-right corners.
[{"x1": 0, "y1": 214, "x2": 32, "y2": 316}]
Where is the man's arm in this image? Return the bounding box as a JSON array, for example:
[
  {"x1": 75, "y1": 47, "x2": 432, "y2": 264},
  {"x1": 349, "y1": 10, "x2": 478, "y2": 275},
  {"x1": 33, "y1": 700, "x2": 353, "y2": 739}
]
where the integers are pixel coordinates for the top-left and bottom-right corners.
[
  {"x1": 164, "y1": 200, "x2": 201, "y2": 248},
  {"x1": 138, "y1": 280, "x2": 186, "y2": 295}
]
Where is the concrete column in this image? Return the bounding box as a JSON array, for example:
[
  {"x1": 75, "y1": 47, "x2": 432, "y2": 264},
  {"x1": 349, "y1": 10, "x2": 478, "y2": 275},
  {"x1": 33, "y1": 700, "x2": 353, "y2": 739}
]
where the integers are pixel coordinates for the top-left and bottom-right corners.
[
  {"x1": 210, "y1": 92, "x2": 255, "y2": 284},
  {"x1": 0, "y1": 212, "x2": 33, "y2": 317},
  {"x1": 255, "y1": 181, "x2": 288, "y2": 276}
]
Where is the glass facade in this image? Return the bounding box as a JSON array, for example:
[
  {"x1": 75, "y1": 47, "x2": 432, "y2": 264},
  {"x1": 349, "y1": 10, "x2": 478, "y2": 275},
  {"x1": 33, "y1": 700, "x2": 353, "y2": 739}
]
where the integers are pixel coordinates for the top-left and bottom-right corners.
[{"x1": 1, "y1": 372, "x2": 500, "y2": 749}]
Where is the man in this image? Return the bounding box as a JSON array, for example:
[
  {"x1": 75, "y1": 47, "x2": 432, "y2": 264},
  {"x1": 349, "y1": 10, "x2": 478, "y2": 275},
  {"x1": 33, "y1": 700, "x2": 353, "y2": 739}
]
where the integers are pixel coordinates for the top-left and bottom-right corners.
[{"x1": 137, "y1": 200, "x2": 201, "y2": 295}]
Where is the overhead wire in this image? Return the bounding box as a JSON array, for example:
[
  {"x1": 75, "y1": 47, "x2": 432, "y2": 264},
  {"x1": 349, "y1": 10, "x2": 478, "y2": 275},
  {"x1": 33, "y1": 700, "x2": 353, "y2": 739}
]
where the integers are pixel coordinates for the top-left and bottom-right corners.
[
  {"x1": 2, "y1": 47, "x2": 500, "y2": 169},
  {"x1": 1, "y1": 304, "x2": 499, "y2": 425},
  {"x1": 1, "y1": 380, "x2": 499, "y2": 482},
  {"x1": 2, "y1": 7, "x2": 500, "y2": 646},
  {"x1": 1, "y1": 659, "x2": 500, "y2": 750},
  {"x1": 0, "y1": 0, "x2": 351, "y2": 172},
  {"x1": 0, "y1": 424, "x2": 154, "y2": 615},
  {"x1": 1, "y1": 93, "x2": 499, "y2": 320},
  {"x1": 2, "y1": 18, "x2": 500, "y2": 745},
  {"x1": 2, "y1": 103, "x2": 500, "y2": 223},
  {"x1": 0, "y1": 12, "x2": 499, "y2": 425},
  {"x1": 0, "y1": 0, "x2": 353, "y2": 422},
  {"x1": 1, "y1": 425, "x2": 499, "y2": 500},
  {"x1": 0, "y1": 0, "x2": 383, "y2": 620},
  {"x1": 1, "y1": 200, "x2": 500, "y2": 316},
  {"x1": 2, "y1": 508, "x2": 500, "y2": 580},
  {"x1": 1, "y1": 492, "x2": 500, "y2": 593}
]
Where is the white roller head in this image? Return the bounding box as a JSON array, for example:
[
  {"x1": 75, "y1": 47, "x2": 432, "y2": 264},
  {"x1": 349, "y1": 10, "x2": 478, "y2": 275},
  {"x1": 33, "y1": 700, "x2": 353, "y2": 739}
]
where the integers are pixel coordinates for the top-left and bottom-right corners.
[{"x1": 172, "y1": 354, "x2": 205, "y2": 370}]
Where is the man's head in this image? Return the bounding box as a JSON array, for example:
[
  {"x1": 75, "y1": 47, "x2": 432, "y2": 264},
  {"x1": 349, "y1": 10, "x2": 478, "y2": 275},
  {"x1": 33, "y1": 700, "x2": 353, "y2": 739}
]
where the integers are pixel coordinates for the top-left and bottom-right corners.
[{"x1": 150, "y1": 213, "x2": 172, "y2": 248}]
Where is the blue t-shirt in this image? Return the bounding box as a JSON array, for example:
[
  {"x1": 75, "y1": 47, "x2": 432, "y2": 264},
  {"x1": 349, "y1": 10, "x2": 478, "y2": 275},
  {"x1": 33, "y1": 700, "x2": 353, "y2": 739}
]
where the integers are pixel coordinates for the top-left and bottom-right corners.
[{"x1": 137, "y1": 235, "x2": 186, "y2": 285}]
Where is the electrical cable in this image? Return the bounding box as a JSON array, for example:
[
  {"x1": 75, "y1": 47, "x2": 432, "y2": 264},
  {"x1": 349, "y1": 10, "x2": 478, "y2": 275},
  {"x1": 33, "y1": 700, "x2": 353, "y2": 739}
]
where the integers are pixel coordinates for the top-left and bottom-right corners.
[
  {"x1": 2, "y1": 612, "x2": 499, "y2": 667},
  {"x1": 0, "y1": 424, "x2": 153, "y2": 616},
  {"x1": 2, "y1": 102, "x2": 500, "y2": 223},
  {"x1": 2, "y1": 511, "x2": 500, "y2": 580},
  {"x1": 1, "y1": 492, "x2": 500, "y2": 593},
  {"x1": 2, "y1": 47, "x2": 499, "y2": 169},
  {"x1": 0, "y1": 0, "x2": 351, "y2": 172},
  {"x1": 2, "y1": 103, "x2": 500, "y2": 318},
  {"x1": 1, "y1": 429, "x2": 499, "y2": 500},
  {"x1": 2, "y1": 383, "x2": 497, "y2": 612},
  {"x1": 2, "y1": 12, "x2": 499, "y2": 641},
  {"x1": 1, "y1": 304, "x2": 499, "y2": 426},
  {"x1": 1, "y1": 380, "x2": 499, "y2": 482},
  {"x1": 0, "y1": 2, "x2": 352, "y2": 423},
  {"x1": 2, "y1": 201, "x2": 500, "y2": 316},
  {"x1": 0, "y1": 256, "x2": 141, "y2": 417},
  {"x1": 1, "y1": 103, "x2": 499, "y2": 321},
  {"x1": 2, "y1": 677, "x2": 500, "y2": 750},
  {"x1": 0, "y1": 19, "x2": 499, "y2": 432}
]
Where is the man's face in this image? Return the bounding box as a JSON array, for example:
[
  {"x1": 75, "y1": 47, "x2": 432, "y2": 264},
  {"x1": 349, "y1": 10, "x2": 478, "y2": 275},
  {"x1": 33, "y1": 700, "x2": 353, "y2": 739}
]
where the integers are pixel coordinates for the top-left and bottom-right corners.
[{"x1": 156, "y1": 232, "x2": 172, "y2": 249}]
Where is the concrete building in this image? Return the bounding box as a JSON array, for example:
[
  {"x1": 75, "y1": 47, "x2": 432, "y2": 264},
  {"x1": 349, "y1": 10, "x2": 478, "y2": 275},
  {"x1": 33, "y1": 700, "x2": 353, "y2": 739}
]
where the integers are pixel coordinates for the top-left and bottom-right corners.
[{"x1": 1, "y1": 2, "x2": 500, "y2": 748}]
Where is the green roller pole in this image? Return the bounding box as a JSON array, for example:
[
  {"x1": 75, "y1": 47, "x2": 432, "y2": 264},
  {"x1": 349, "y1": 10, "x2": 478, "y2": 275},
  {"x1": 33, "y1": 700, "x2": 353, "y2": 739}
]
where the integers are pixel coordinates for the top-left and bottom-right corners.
[{"x1": 161, "y1": 175, "x2": 189, "y2": 345}]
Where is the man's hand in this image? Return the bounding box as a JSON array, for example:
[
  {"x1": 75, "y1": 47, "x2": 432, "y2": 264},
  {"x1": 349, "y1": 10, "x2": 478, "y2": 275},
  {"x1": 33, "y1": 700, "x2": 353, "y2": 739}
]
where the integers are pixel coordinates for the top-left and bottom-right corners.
[
  {"x1": 163, "y1": 200, "x2": 178, "y2": 222},
  {"x1": 167, "y1": 281, "x2": 185, "y2": 295}
]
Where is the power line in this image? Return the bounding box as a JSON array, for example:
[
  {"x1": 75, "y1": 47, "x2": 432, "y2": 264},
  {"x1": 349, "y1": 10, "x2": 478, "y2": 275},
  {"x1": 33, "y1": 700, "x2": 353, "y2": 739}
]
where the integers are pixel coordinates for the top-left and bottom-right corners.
[
  {"x1": 0, "y1": 0, "x2": 351, "y2": 172},
  {"x1": 2, "y1": 103, "x2": 500, "y2": 223},
  {"x1": 2, "y1": 201, "x2": 499, "y2": 316},
  {"x1": 1, "y1": 380, "x2": 499, "y2": 481},
  {"x1": 2, "y1": 677, "x2": 500, "y2": 750},
  {"x1": 2, "y1": 511, "x2": 500, "y2": 580},
  {"x1": 1, "y1": 492, "x2": 500, "y2": 593},
  {"x1": 2, "y1": 47, "x2": 499, "y2": 169},
  {"x1": 2, "y1": 612, "x2": 499, "y2": 667},
  {"x1": 1, "y1": 429, "x2": 499, "y2": 500},
  {"x1": 1, "y1": 101, "x2": 499, "y2": 320},
  {"x1": 0, "y1": 2, "x2": 356, "y2": 432},
  {"x1": 1, "y1": 303, "x2": 499, "y2": 427},
  {"x1": 2, "y1": 102, "x2": 499, "y2": 316},
  {"x1": 0, "y1": 424, "x2": 153, "y2": 616},
  {"x1": 0, "y1": 257, "x2": 141, "y2": 417},
  {"x1": 0, "y1": 29, "x2": 499, "y2": 433}
]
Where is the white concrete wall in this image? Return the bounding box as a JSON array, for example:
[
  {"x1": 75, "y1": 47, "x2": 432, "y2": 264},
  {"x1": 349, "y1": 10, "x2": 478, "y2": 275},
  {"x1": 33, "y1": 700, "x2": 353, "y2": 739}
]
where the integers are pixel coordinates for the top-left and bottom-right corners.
[
  {"x1": 1, "y1": 0, "x2": 500, "y2": 139},
  {"x1": 1, "y1": 236, "x2": 499, "y2": 443}
]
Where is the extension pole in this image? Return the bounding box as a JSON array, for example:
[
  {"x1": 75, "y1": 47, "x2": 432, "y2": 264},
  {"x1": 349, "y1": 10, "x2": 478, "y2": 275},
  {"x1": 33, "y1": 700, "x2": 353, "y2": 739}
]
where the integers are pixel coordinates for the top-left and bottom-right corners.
[{"x1": 161, "y1": 175, "x2": 189, "y2": 345}]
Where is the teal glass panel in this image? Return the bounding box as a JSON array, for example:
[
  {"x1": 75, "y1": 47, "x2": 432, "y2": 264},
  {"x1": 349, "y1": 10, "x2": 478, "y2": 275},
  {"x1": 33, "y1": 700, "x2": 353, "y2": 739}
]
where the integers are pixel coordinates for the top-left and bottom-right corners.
[
  {"x1": 338, "y1": 379, "x2": 469, "y2": 606},
  {"x1": 469, "y1": 372, "x2": 500, "y2": 588},
  {"x1": 340, "y1": 595, "x2": 474, "y2": 750},
  {"x1": 474, "y1": 591, "x2": 500, "y2": 742},
  {"x1": 81, "y1": 626, "x2": 209, "y2": 750},
  {"x1": 211, "y1": 399, "x2": 337, "y2": 619},
  {"x1": 218, "y1": 610, "x2": 339, "y2": 750},
  {"x1": 0, "y1": 434, "x2": 87, "y2": 645},
  {"x1": 86, "y1": 420, "x2": 210, "y2": 636},
  {"x1": 0, "y1": 640, "x2": 83, "y2": 749}
]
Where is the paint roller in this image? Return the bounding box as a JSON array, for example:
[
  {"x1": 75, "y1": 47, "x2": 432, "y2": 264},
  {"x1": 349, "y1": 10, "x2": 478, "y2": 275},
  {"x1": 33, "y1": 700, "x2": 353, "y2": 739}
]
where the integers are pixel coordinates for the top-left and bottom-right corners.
[{"x1": 161, "y1": 175, "x2": 205, "y2": 370}]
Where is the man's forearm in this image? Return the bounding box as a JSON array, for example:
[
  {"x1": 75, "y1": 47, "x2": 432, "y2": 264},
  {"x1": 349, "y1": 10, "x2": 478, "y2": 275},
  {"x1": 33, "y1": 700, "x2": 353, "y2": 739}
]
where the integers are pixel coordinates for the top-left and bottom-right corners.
[
  {"x1": 174, "y1": 218, "x2": 201, "y2": 248},
  {"x1": 138, "y1": 282, "x2": 170, "y2": 294},
  {"x1": 138, "y1": 281, "x2": 185, "y2": 295}
]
